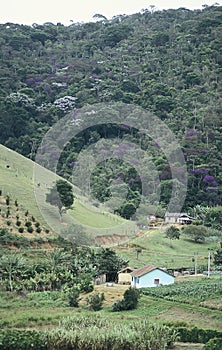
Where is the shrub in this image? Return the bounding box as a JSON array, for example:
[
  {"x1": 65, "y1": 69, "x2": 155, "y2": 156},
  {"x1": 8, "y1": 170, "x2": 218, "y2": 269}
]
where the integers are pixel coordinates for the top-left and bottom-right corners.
[
  {"x1": 0, "y1": 329, "x2": 46, "y2": 350},
  {"x1": 6, "y1": 195, "x2": 10, "y2": 206},
  {"x1": 16, "y1": 220, "x2": 21, "y2": 226},
  {"x1": 112, "y1": 299, "x2": 126, "y2": 311},
  {"x1": 204, "y1": 338, "x2": 222, "y2": 350},
  {"x1": 14, "y1": 199, "x2": 18, "y2": 207},
  {"x1": 67, "y1": 288, "x2": 80, "y2": 307},
  {"x1": 35, "y1": 222, "x2": 40, "y2": 228},
  {"x1": 18, "y1": 227, "x2": 24, "y2": 233},
  {"x1": 112, "y1": 287, "x2": 140, "y2": 311},
  {"x1": 27, "y1": 226, "x2": 34, "y2": 233},
  {"x1": 25, "y1": 210, "x2": 29, "y2": 216},
  {"x1": 6, "y1": 220, "x2": 11, "y2": 226},
  {"x1": 25, "y1": 221, "x2": 32, "y2": 227},
  {"x1": 86, "y1": 292, "x2": 105, "y2": 311},
  {"x1": 36, "y1": 227, "x2": 42, "y2": 233}
]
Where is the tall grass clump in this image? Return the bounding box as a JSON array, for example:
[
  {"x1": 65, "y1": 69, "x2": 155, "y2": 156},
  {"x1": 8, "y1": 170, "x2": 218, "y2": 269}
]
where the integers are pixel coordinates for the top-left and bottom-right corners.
[{"x1": 46, "y1": 315, "x2": 178, "y2": 350}]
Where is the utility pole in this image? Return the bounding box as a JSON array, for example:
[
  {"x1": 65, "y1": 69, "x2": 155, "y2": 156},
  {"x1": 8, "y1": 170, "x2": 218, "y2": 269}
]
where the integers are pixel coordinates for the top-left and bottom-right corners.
[
  {"x1": 207, "y1": 250, "x2": 211, "y2": 278},
  {"x1": 194, "y1": 252, "x2": 198, "y2": 276}
]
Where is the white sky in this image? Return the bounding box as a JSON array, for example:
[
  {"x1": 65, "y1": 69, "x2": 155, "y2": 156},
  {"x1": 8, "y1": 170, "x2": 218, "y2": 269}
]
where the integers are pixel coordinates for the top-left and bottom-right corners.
[{"x1": 0, "y1": 0, "x2": 220, "y2": 25}]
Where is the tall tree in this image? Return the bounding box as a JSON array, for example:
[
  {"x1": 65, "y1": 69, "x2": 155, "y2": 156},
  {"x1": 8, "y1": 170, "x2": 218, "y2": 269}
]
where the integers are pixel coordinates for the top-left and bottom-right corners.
[
  {"x1": 46, "y1": 179, "x2": 74, "y2": 216},
  {"x1": 165, "y1": 225, "x2": 180, "y2": 247},
  {"x1": 95, "y1": 248, "x2": 128, "y2": 282}
]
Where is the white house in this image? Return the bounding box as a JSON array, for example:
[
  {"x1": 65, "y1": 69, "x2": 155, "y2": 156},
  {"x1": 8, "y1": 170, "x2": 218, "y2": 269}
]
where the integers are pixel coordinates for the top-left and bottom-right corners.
[
  {"x1": 165, "y1": 213, "x2": 195, "y2": 225},
  {"x1": 131, "y1": 265, "x2": 175, "y2": 289}
]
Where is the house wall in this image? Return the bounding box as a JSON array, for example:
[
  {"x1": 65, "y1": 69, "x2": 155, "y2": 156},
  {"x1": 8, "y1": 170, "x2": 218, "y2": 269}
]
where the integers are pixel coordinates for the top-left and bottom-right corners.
[
  {"x1": 118, "y1": 273, "x2": 131, "y2": 284},
  {"x1": 131, "y1": 269, "x2": 174, "y2": 289},
  {"x1": 165, "y1": 217, "x2": 178, "y2": 224}
]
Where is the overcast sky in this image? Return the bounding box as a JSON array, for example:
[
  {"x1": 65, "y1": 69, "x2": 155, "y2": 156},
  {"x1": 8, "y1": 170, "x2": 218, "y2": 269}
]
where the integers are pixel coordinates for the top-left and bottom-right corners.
[{"x1": 1, "y1": 0, "x2": 220, "y2": 25}]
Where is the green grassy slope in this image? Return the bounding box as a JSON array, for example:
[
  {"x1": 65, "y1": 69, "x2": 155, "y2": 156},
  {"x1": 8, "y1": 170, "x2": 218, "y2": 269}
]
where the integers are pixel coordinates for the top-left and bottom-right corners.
[
  {"x1": 0, "y1": 144, "x2": 135, "y2": 241},
  {"x1": 115, "y1": 229, "x2": 218, "y2": 269}
]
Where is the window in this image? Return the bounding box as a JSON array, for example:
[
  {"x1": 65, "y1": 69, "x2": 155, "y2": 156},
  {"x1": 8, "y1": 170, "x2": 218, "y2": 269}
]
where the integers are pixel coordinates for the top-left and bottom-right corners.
[{"x1": 154, "y1": 279, "x2": 160, "y2": 285}]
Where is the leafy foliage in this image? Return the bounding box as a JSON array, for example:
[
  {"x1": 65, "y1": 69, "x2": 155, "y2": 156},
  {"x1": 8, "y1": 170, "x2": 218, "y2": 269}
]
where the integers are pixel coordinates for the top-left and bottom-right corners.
[
  {"x1": 165, "y1": 226, "x2": 180, "y2": 246},
  {"x1": 46, "y1": 180, "x2": 74, "y2": 215},
  {"x1": 0, "y1": 6, "x2": 222, "y2": 215},
  {"x1": 86, "y1": 292, "x2": 105, "y2": 311},
  {"x1": 141, "y1": 278, "x2": 222, "y2": 306},
  {"x1": 214, "y1": 242, "x2": 222, "y2": 267},
  {"x1": 182, "y1": 224, "x2": 208, "y2": 243},
  {"x1": 112, "y1": 287, "x2": 140, "y2": 311},
  {"x1": 95, "y1": 247, "x2": 128, "y2": 282},
  {"x1": 47, "y1": 315, "x2": 178, "y2": 349}
]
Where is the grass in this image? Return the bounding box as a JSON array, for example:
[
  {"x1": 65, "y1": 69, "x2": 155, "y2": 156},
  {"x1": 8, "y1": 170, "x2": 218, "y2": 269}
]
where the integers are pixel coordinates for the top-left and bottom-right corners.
[
  {"x1": 0, "y1": 277, "x2": 221, "y2": 331},
  {"x1": 115, "y1": 228, "x2": 219, "y2": 269},
  {"x1": 0, "y1": 144, "x2": 134, "y2": 241}
]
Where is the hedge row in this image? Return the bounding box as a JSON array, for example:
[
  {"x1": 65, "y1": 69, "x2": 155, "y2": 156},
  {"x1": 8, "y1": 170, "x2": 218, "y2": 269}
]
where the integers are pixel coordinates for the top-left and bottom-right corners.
[
  {"x1": 0, "y1": 330, "x2": 46, "y2": 350},
  {"x1": 0, "y1": 326, "x2": 221, "y2": 350},
  {"x1": 175, "y1": 326, "x2": 222, "y2": 344}
]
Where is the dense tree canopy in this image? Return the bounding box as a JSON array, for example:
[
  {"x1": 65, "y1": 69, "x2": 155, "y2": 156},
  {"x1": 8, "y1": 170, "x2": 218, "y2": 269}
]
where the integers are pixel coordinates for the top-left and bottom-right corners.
[{"x1": 0, "y1": 5, "x2": 222, "y2": 216}]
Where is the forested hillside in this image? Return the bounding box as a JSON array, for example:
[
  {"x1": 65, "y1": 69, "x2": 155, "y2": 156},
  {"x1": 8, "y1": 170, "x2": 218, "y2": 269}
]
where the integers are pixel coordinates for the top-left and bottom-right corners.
[{"x1": 0, "y1": 5, "x2": 222, "y2": 215}]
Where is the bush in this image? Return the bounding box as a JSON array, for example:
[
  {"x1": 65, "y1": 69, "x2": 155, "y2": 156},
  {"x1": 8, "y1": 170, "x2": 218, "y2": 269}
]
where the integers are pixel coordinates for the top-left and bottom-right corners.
[
  {"x1": 0, "y1": 329, "x2": 46, "y2": 350},
  {"x1": 67, "y1": 288, "x2": 80, "y2": 307},
  {"x1": 27, "y1": 226, "x2": 34, "y2": 233},
  {"x1": 204, "y1": 338, "x2": 222, "y2": 350},
  {"x1": 6, "y1": 220, "x2": 11, "y2": 226},
  {"x1": 112, "y1": 299, "x2": 126, "y2": 311},
  {"x1": 18, "y1": 227, "x2": 24, "y2": 233},
  {"x1": 86, "y1": 292, "x2": 105, "y2": 311},
  {"x1": 16, "y1": 220, "x2": 21, "y2": 226},
  {"x1": 6, "y1": 196, "x2": 10, "y2": 206},
  {"x1": 112, "y1": 287, "x2": 140, "y2": 312},
  {"x1": 25, "y1": 221, "x2": 32, "y2": 227},
  {"x1": 176, "y1": 327, "x2": 222, "y2": 344},
  {"x1": 36, "y1": 227, "x2": 42, "y2": 233}
]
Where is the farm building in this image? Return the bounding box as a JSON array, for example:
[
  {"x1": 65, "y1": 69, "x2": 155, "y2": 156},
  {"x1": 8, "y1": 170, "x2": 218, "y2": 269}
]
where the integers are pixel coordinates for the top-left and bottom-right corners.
[
  {"x1": 131, "y1": 265, "x2": 175, "y2": 289},
  {"x1": 165, "y1": 213, "x2": 195, "y2": 225},
  {"x1": 118, "y1": 267, "x2": 135, "y2": 284}
]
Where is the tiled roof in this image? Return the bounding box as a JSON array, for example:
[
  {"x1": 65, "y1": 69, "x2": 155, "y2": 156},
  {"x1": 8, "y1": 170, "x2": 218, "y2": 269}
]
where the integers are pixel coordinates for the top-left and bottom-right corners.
[
  {"x1": 131, "y1": 265, "x2": 157, "y2": 277},
  {"x1": 131, "y1": 265, "x2": 174, "y2": 278}
]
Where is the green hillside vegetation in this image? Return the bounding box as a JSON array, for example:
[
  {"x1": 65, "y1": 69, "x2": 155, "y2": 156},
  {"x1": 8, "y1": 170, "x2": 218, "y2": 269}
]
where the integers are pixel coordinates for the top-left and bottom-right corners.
[
  {"x1": 1, "y1": 5, "x2": 222, "y2": 349},
  {"x1": 115, "y1": 228, "x2": 221, "y2": 269},
  {"x1": 0, "y1": 5, "x2": 221, "y2": 217},
  {"x1": 0, "y1": 144, "x2": 135, "y2": 244}
]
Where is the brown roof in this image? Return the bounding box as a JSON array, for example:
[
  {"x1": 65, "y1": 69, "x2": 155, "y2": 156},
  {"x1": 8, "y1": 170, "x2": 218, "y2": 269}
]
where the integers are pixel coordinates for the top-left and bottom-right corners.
[
  {"x1": 131, "y1": 265, "x2": 157, "y2": 277},
  {"x1": 118, "y1": 266, "x2": 135, "y2": 274},
  {"x1": 131, "y1": 265, "x2": 174, "y2": 278}
]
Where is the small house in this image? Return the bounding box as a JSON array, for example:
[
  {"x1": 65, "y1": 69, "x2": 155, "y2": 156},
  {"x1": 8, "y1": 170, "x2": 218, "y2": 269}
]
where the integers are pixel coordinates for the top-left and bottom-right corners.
[
  {"x1": 118, "y1": 267, "x2": 135, "y2": 285},
  {"x1": 131, "y1": 265, "x2": 174, "y2": 289},
  {"x1": 165, "y1": 213, "x2": 195, "y2": 225}
]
